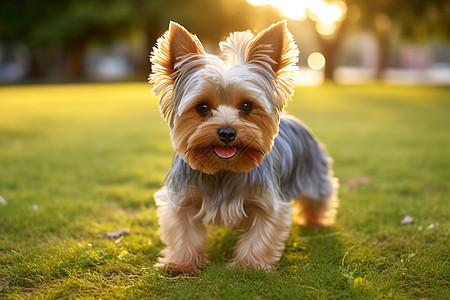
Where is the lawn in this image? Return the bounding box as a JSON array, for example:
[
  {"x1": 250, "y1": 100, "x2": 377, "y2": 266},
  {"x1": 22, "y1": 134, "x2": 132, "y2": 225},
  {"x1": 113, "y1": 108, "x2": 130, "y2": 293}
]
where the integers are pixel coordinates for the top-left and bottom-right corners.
[{"x1": 0, "y1": 82, "x2": 449, "y2": 299}]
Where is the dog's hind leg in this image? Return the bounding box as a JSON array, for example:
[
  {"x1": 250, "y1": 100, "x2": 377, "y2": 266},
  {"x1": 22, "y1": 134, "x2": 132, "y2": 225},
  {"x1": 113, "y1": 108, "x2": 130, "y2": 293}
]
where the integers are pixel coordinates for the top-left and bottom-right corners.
[
  {"x1": 281, "y1": 116, "x2": 339, "y2": 228},
  {"x1": 291, "y1": 148, "x2": 339, "y2": 227},
  {"x1": 292, "y1": 177, "x2": 338, "y2": 228}
]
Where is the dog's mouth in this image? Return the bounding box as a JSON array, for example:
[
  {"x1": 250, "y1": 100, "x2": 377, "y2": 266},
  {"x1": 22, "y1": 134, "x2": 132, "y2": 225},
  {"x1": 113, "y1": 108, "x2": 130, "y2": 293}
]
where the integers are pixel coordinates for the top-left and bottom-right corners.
[{"x1": 213, "y1": 145, "x2": 237, "y2": 159}]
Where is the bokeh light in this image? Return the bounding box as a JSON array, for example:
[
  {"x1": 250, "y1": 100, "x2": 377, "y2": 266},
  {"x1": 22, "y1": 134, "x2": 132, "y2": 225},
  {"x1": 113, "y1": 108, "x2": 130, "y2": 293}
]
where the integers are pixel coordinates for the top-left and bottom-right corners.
[
  {"x1": 318, "y1": 4, "x2": 343, "y2": 24},
  {"x1": 277, "y1": 0, "x2": 307, "y2": 21},
  {"x1": 308, "y1": 52, "x2": 326, "y2": 70},
  {"x1": 315, "y1": 22, "x2": 337, "y2": 36},
  {"x1": 247, "y1": 0, "x2": 347, "y2": 28}
]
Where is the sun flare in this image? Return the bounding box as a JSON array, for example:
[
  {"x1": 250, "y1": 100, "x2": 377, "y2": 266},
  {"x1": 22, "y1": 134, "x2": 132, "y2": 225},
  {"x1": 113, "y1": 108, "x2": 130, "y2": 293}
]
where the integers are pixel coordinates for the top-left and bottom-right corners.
[{"x1": 247, "y1": 0, "x2": 347, "y2": 26}]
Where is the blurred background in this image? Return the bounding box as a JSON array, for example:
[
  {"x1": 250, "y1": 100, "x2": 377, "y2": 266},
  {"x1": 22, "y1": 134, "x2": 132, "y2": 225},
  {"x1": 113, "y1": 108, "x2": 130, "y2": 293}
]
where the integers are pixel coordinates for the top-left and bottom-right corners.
[{"x1": 0, "y1": 0, "x2": 449, "y2": 85}]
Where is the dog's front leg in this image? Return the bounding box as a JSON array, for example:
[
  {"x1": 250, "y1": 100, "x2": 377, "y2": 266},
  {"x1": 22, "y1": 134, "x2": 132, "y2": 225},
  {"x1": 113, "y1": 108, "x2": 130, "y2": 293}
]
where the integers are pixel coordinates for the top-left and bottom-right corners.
[
  {"x1": 227, "y1": 200, "x2": 292, "y2": 270},
  {"x1": 156, "y1": 204, "x2": 207, "y2": 276}
]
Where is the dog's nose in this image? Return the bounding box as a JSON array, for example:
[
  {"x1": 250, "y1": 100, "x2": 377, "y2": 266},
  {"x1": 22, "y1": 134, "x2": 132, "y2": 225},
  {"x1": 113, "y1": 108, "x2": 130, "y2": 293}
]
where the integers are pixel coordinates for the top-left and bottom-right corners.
[{"x1": 218, "y1": 127, "x2": 236, "y2": 144}]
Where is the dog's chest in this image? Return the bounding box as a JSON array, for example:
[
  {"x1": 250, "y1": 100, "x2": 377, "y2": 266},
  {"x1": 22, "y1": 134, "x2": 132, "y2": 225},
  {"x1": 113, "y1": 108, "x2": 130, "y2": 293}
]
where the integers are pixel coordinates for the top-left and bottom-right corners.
[{"x1": 186, "y1": 173, "x2": 279, "y2": 227}]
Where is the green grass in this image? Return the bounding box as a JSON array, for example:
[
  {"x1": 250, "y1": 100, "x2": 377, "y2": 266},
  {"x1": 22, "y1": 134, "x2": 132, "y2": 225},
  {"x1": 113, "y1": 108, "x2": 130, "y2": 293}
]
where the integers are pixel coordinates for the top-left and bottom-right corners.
[{"x1": 0, "y1": 82, "x2": 449, "y2": 299}]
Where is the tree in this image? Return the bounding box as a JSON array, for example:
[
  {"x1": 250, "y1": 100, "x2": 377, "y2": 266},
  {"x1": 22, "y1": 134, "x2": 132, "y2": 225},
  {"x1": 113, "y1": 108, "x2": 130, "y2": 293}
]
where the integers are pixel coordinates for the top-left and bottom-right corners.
[
  {"x1": 349, "y1": 0, "x2": 450, "y2": 79},
  {"x1": 0, "y1": 0, "x2": 134, "y2": 79},
  {"x1": 0, "y1": 0, "x2": 257, "y2": 80},
  {"x1": 246, "y1": 0, "x2": 351, "y2": 80},
  {"x1": 246, "y1": 0, "x2": 450, "y2": 81},
  {"x1": 128, "y1": 0, "x2": 256, "y2": 77}
]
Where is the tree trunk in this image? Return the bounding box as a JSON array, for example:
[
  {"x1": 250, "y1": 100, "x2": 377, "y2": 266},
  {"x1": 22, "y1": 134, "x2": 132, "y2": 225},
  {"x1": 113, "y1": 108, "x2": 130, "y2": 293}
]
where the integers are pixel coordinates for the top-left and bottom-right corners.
[
  {"x1": 375, "y1": 32, "x2": 390, "y2": 80},
  {"x1": 29, "y1": 48, "x2": 44, "y2": 79},
  {"x1": 64, "y1": 38, "x2": 86, "y2": 80},
  {"x1": 374, "y1": 14, "x2": 392, "y2": 80},
  {"x1": 312, "y1": 19, "x2": 348, "y2": 82},
  {"x1": 318, "y1": 38, "x2": 339, "y2": 80}
]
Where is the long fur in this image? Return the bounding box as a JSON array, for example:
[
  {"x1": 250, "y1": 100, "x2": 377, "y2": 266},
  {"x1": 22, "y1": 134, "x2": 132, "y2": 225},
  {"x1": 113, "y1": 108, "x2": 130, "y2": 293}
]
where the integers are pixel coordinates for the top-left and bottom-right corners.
[
  {"x1": 150, "y1": 21, "x2": 339, "y2": 275},
  {"x1": 157, "y1": 117, "x2": 336, "y2": 220}
]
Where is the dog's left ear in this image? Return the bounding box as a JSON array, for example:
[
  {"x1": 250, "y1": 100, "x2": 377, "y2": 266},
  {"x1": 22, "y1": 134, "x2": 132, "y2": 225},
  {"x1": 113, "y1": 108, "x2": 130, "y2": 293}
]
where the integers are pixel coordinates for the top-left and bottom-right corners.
[
  {"x1": 247, "y1": 21, "x2": 299, "y2": 111},
  {"x1": 150, "y1": 22, "x2": 205, "y2": 123}
]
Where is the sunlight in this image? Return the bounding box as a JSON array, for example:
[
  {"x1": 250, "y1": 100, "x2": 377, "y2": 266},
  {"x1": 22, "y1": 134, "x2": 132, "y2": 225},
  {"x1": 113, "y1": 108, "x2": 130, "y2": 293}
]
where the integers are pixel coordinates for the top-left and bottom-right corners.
[
  {"x1": 247, "y1": 0, "x2": 347, "y2": 29},
  {"x1": 318, "y1": 3, "x2": 343, "y2": 24},
  {"x1": 306, "y1": 0, "x2": 328, "y2": 21},
  {"x1": 246, "y1": 0, "x2": 272, "y2": 6},
  {"x1": 277, "y1": 0, "x2": 307, "y2": 21}
]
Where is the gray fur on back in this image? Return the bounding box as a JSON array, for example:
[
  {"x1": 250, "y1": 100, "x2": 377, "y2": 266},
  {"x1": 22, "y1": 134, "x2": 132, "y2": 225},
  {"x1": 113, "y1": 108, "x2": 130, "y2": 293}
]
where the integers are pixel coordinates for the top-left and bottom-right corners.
[{"x1": 164, "y1": 115, "x2": 334, "y2": 207}]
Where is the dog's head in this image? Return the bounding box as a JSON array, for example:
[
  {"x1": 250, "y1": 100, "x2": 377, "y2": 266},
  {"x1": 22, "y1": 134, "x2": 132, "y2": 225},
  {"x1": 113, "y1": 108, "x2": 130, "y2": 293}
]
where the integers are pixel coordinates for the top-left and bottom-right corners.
[{"x1": 150, "y1": 21, "x2": 298, "y2": 174}]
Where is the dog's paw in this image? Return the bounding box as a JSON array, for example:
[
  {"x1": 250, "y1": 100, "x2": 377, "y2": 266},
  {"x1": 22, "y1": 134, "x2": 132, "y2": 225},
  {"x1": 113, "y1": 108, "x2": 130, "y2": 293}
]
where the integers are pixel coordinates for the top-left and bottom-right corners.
[
  {"x1": 154, "y1": 260, "x2": 202, "y2": 277},
  {"x1": 226, "y1": 259, "x2": 273, "y2": 272}
]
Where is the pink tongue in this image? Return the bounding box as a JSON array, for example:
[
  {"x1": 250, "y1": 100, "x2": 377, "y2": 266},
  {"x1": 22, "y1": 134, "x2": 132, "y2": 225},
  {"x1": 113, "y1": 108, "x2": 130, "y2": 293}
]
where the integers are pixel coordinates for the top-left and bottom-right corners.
[{"x1": 213, "y1": 146, "x2": 237, "y2": 159}]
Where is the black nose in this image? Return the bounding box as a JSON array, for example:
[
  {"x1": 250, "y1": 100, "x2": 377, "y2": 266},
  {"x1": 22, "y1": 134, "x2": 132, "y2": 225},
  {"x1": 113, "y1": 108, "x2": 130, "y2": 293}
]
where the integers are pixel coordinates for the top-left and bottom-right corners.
[{"x1": 218, "y1": 127, "x2": 236, "y2": 144}]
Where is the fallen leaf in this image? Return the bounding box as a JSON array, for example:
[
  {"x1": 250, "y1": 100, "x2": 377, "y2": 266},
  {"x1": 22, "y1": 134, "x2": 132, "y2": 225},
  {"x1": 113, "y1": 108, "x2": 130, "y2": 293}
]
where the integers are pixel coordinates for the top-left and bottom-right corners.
[
  {"x1": 98, "y1": 228, "x2": 130, "y2": 239},
  {"x1": 0, "y1": 195, "x2": 7, "y2": 206},
  {"x1": 401, "y1": 215, "x2": 414, "y2": 225}
]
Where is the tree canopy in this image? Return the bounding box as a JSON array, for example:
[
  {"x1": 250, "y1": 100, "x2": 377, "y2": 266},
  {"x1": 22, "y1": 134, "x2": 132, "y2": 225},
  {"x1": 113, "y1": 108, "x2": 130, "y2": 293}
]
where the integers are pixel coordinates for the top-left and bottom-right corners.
[{"x1": 0, "y1": 0, "x2": 448, "y2": 80}]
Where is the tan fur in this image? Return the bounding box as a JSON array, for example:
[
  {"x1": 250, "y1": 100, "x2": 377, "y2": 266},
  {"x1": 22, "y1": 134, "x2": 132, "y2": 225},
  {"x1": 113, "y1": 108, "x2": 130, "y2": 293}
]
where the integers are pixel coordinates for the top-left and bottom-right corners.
[
  {"x1": 150, "y1": 21, "x2": 337, "y2": 276},
  {"x1": 227, "y1": 202, "x2": 292, "y2": 270},
  {"x1": 150, "y1": 22, "x2": 205, "y2": 123},
  {"x1": 171, "y1": 102, "x2": 278, "y2": 174},
  {"x1": 157, "y1": 189, "x2": 292, "y2": 274},
  {"x1": 292, "y1": 195, "x2": 338, "y2": 227},
  {"x1": 155, "y1": 203, "x2": 208, "y2": 276},
  {"x1": 244, "y1": 21, "x2": 299, "y2": 112}
]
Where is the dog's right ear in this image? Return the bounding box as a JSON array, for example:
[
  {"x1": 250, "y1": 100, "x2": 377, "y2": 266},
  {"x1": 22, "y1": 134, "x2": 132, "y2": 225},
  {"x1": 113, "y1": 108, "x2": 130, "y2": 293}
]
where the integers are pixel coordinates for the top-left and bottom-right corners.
[{"x1": 150, "y1": 22, "x2": 205, "y2": 123}]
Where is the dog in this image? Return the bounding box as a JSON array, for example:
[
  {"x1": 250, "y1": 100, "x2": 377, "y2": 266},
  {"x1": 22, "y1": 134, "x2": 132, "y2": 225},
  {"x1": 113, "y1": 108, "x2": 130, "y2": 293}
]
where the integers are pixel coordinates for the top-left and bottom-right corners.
[{"x1": 149, "y1": 20, "x2": 338, "y2": 276}]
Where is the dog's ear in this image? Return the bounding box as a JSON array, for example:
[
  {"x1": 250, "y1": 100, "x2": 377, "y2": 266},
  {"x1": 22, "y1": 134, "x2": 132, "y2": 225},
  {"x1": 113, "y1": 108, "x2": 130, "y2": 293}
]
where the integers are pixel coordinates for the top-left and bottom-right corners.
[
  {"x1": 246, "y1": 21, "x2": 299, "y2": 111},
  {"x1": 247, "y1": 20, "x2": 297, "y2": 75},
  {"x1": 150, "y1": 22, "x2": 205, "y2": 123}
]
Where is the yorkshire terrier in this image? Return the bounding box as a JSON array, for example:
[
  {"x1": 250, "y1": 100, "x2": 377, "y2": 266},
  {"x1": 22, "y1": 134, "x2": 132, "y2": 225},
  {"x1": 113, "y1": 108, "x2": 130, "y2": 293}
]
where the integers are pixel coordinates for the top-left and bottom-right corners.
[{"x1": 150, "y1": 21, "x2": 338, "y2": 276}]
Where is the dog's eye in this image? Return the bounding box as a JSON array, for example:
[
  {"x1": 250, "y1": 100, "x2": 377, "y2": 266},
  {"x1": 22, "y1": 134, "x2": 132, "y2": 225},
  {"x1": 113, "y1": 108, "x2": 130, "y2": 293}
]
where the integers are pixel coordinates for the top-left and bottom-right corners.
[
  {"x1": 240, "y1": 102, "x2": 253, "y2": 114},
  {"x1": 196, "y1": 103, "x2": 211, "y2": 115}
]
